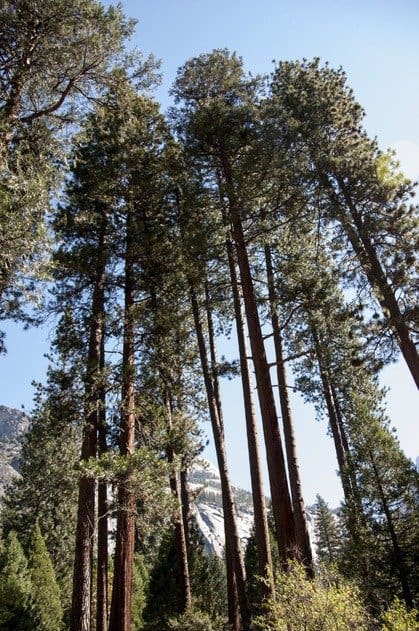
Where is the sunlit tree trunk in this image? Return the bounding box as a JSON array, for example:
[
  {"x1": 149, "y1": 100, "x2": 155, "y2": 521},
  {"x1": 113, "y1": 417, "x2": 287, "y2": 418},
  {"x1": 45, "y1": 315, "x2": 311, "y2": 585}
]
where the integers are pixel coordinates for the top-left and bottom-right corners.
[
  {"x1": 219, "y1": 149, "x2": 296, "y2": 563},
  {"x1": 222, "y1": 226, "x2": 273, "y2": 590},
  {"x1": 265, "y1": 244, "x2": 314, "y2": 576}
]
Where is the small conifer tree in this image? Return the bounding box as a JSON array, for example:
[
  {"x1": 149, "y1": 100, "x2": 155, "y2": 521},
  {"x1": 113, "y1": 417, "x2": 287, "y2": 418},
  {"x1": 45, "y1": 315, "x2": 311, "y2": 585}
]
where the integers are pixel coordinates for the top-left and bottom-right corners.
[
  {"x1": 28, "y1": 523, "x2": 63, "y2": 631},
  {"x1": 313, "y1": 495, "x2": 342, "y2": 566},
  {"x1": 0, "y1": 531, "x2": 32, "y2": 630}
]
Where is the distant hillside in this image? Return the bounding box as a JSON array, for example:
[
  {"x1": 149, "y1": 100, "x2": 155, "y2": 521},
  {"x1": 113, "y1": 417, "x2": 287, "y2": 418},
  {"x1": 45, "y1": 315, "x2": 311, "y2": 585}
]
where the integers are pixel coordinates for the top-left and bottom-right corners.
[
  {"x1": 189, "y1": 458, "x2": 317, "y2": 556},
  {"x1": 0, "y1": 405, "x2": 30, "y2": 499}
]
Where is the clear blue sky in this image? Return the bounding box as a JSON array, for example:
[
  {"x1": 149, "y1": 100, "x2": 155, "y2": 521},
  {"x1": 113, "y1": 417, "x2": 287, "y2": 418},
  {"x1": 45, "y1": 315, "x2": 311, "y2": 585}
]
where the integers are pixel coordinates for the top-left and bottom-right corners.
[{"x1": 1, "y1": 0, "x2": 418, "y2": 506}]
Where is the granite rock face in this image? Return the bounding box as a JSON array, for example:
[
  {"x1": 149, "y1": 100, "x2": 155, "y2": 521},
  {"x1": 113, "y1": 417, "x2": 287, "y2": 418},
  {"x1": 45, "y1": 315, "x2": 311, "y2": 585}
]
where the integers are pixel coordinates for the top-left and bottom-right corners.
[
  {"x1": 0, "y1": 405, "x2": 30, "y2": 500},
  {"x1": 188, "y1": 458, "x2": 316, "y2": 557}
]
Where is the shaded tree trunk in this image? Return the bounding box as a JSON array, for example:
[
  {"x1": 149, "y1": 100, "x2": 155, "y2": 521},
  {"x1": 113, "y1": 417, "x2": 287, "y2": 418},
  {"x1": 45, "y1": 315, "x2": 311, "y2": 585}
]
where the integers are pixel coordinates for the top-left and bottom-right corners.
[
  {"x1": 311, "y1": 324, "x2": 353, "y2": 502},
  {"x1": 180, "y1": 462, "x2": 191, "y2": 552},
  {"x1": 109, "y1": 214, "x2": 137, "y2": 631},
  {"x1": 368, "y1": 450, "x2": 413, "y2": 608},
  {"x1": 321, "y1": 172, "x2": 419, "y2": 389},
  {"x1": 265, "y1": 244, "x2": 314, "y2": 576},
  {"x1": 70, "y1": 218, "x2": 107, "y2": 631},
  {"x1": 165, "y1": 389, "x2": 192, "y2": 613},
  {"x1": 189, "y1": 280, "x2": 251, "y2": 631},
  {"x1": 96, "y1": 335, "x2": 109, "y2": 631}
]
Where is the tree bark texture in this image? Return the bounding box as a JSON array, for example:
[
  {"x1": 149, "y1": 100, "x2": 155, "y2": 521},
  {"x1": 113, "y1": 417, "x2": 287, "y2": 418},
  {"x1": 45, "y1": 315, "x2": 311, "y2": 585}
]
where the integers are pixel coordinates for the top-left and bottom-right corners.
[
  {"x1": 109, "y1": 215, "x2": 137, "y2": 631},
  {"x1": 265, "y1": 244, "x2": 314, "y2": 576},
  {"x1": 219, "y1": 150, "x2": 296, "y2": 563},
  {"x1": 70, "y1": 219, "x2": 107, "y2": 631},
  {"x1": 190, "y1": 281, "x2": 252, "y2": 631},
  {"x1": 223, "y1": 231, "x2": 273, "y2": 588}
]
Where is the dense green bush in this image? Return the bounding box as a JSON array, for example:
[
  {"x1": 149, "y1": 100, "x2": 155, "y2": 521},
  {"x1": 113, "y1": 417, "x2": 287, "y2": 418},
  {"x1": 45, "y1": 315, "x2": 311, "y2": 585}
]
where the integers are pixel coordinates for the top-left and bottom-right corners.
[
  {"x1": 255, "y1": 562, "x2": 371, "y2": 631},
  {"x1": 167, "y1": 606, "x2": 226, "y2": 630},
  {"x1": 380, "y1": 598, "x2": 418, "y2": 630}
]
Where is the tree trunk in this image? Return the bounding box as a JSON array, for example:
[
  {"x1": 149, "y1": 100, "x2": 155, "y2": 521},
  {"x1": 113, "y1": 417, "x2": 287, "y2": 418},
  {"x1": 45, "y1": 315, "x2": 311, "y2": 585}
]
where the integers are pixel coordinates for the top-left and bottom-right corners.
[
  {"x1": 70, "y1": 219, "x2": 107, "y2": 631},
  {"x1": 109, "y1": 215, "x2": 137, "y2": 631},
  {"x1": 329, "y1": 379, "x2": 365, "y2": 513},
  {"x1": 225, "y1": 530, "x2": 241, "y2": 631},
  {"x1": 219, "y1": 151, "x2": 296, "y2": 563},
  {"x1": 96, "y1": 335, "x2": 109, "y2": 631},
  {"x1": 165, "y1": 390, "x2": 192, "y2": 613},
  {"x1": 265, "y1": 244, "x2": 314, "y2": 576},
  {"x1": 222, "y1": 229, "x2": 273, "y2": 589},
  {"x1": 311, "y1": 324, "x2": 353, "y2": 502},
  {"x1": 189, "y1": 281, "x2": 252, "y2": 631},
  {"x1": 180, "y1": 462, "x2": 191, "y2": 552}
]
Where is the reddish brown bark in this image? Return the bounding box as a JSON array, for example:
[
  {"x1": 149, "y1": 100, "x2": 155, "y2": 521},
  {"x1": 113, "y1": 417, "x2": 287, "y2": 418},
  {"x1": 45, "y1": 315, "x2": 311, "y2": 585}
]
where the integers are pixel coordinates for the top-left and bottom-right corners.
[
  {"x1": 265, "y1": 244, "x2": 314, "y2": 576},
  {"x1": 109, "y1": 215, "x2": 137, "y2": 631},
  {"x1": 223, "y1": 232, "x2": 273, "y2": 588},
  {"x1": 70, "y1": 218, "x2": 107, "y2": 631},
  {"x1": 219, "y1": 151, "x2": 296, "y2": 563}
]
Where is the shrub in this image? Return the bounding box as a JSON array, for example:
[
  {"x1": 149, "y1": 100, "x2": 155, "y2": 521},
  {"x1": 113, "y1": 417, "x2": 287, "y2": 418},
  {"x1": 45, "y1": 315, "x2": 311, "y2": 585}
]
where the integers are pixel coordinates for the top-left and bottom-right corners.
[
  {"x1": 380, "y1": 598, "x2": 418, "y2": 630},
  {"x1": 255, "y1": 561, "x2": 371, "y2": 631},
  {"x1": 167, "y1": 606, "x2": 224, "y2": 630}
]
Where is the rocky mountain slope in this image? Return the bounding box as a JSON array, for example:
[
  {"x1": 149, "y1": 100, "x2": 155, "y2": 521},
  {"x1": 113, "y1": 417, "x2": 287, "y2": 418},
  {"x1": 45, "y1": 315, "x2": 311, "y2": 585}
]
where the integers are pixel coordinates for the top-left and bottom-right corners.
[
  {"x1": 189, "y1": 458, "x2": 317, "y2": 556},
  {"x1": 0, "y1": 405, "x2": 29, "y2": 499},
  {"x1": 189, "y1": 459, "x2": 255, "y2": 556}
]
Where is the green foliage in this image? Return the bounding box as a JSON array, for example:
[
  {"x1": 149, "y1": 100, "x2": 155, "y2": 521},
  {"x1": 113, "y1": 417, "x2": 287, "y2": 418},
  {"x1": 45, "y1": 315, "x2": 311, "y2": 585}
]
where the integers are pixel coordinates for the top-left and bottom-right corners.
[
  {"x1": 0, "y1": 526, "x2": 63, "y2": 630},
  {"x1": 269, "y1": 58, "x2": 418, "y2": 355},
  {"x1": 131, "y1": 553, "x2": 149, "y2": 630},
  {"x1": 255, "y1": 562, "x2": 371, "y2": 631},
  {"x1": 380, "y1": 598, "x2": 419, "y2": 630},
  {"x1": 314, "y1": 495, "x2": 342, "y2": 566},
  {"x1": 340, "y1": 385, "x2": 419, "y2": 610},
  {"x1": 189, "y1": 541, "x2": 227, "y2": 622},
  {"x1": 1, "y1": 370, "x2": 81, "y2": 614},
  {"x1": 27, "y1": 523, "x2": 63, "y2": 631},
  {"x1": 0, "y1": 531, "x2": 32, "y2": 630},
  {"x1": 143, "y1": 522, "x2": 227, "y2": 630},
  {"x1": 0, "y1": 0, "x2": 141, "y2": 333},
  {"x1": 143, "y1": 529, "x2": 185, "y2": 630},
  {"x1": 167, "y1": 607, "x2": 224, "y2": 631}
]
